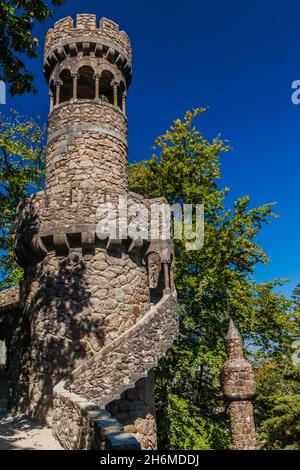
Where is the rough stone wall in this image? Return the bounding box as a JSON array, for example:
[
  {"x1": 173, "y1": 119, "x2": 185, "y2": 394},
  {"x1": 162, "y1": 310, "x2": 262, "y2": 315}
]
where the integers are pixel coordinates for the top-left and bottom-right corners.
[
  {"x1": 16, "y1": 187, "x2": 168, "y2": 233},
  {"x1": 221, "y1": 319, "x2": 257, "y2": 450},
  {"x1": 48, "y1": 101, "x2": 126, "y2": 137},
  {"x1": 17, "y1": 245, "x2": 149, "y2": 422},
  {"x1": 227, "y1": 401, "x2": 256, "y2": 450},
  {"x1": 46, "y1": 102, "x2": 128, "y2": 192},
  {"x1": 0, "y1": 285, "x2": 22, "y2": 356},
  {"x1": 0, "y1": 286, "x2": 25, "y2": 412},
  {"x1": 0, "y1": 286, "x2": 20, "y2": 309}
]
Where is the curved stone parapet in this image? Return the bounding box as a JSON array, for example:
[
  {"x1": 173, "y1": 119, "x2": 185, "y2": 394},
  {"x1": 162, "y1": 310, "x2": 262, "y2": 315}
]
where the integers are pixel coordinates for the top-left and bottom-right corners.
[
  {"x1": 15, "y1": 188, "x2": 172, "y2": 270},
  {"x1": 48, "y1": 99, "x2": 127, "y2": 134}
]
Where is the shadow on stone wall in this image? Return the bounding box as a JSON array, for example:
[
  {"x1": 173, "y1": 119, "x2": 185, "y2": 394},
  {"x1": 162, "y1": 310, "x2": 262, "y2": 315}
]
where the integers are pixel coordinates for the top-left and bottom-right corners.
[{"x1": 13, "y1": 251, "x2": 105, "y2": 423}]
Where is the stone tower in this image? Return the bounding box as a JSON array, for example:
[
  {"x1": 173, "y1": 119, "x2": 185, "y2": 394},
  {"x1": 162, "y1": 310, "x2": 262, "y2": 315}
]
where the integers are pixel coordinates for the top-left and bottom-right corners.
[
  {"x1": 0, "y1": 14, "x2": 178, "y2": 450},
  {"x1": 221, "y1": 319, "x2": 257, "y2": 450}
]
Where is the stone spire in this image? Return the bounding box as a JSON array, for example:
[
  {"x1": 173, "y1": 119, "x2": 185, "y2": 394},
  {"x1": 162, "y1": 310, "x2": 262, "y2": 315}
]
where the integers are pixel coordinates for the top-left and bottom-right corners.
[{"x1": 221, "y1": 319, "x2": 257, "y2": 450}]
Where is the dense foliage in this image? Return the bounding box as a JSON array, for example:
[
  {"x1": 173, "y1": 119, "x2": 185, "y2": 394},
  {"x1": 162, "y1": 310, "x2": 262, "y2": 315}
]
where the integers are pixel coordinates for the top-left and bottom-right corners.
[
  {"x1": 255, "y1": 360, "x2": 300, "y2": 450},
  {"x1": 0, "y1": 110, "x2": 45, "y2": 289},
  {"x1": 129, "y1": 109, "x2": 299, "y2": 449},
  {"x1": 0, "y1": 0, "x2": 65, "y2": 95}
]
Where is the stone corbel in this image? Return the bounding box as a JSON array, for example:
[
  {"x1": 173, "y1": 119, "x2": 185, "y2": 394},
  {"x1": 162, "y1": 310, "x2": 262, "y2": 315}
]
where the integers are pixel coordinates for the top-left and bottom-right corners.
[
  {"x1": 81, "y1": 231, "x2": 95, "y2": 254},
  {"x1": 53, "y1": 233, "x2": 69, "y2": 256},
  {"x1": 128, "y1": 238, "x2": 143, "y2": 255}
]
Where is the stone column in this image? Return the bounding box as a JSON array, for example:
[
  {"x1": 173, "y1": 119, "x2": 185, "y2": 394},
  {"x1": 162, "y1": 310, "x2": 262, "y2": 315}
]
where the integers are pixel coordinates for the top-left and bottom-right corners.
[
  {"x1": 122, "y1": 91, "x2": 126, "y2": 114},
  {"x1": 221, "y1": 319, "x2": 257, "y2": 450},
  {"x1": 163, "y1": 262, "x2": 170, "y2": 293},
  {"x1": 55, "y1": 81, "x2": 62, "y2": 106},
  {"x1": 49, "y1": 90, "x2": 54, "y2": 112},
  {"x1": 94, "y1": 74, "x2": 100, "y2": 99},
  {"x1": 72, "y1": 73, "x2": 78, "y2": 100},
  {"x1": 113, "y1": 82, "x2": 118, "y2": 107},
  {"x1": 170, "y1": 267, "x2": 175, "y2": 292}
]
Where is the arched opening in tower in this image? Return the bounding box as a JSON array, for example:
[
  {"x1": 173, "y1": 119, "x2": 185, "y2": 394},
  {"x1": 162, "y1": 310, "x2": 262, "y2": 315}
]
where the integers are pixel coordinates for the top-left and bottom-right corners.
[
  {"x1": 99, "y1": 70, "x2": 114, "y2": 104},
  {"x1": 59, "y1": 69, "x2": 73, "y2": 103},
  {"x1": 77, "y1": 66, "x2": 95, "y2": 100}
]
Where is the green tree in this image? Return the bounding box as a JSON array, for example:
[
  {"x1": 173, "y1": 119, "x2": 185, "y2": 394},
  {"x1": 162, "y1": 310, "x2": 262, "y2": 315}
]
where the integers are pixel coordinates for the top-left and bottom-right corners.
[
  {"x1": 255, "y1": 361, "x2": 300, "y2": 450},
  {"x1": 0, "y1": 110, "x2": 46, "y2": 289},
  {"x1": 129, "y1": 109, "x2": 298, "y2": 449},
  {"x1": 0, "y1": 0, "x2": 65, "y2": 95}
]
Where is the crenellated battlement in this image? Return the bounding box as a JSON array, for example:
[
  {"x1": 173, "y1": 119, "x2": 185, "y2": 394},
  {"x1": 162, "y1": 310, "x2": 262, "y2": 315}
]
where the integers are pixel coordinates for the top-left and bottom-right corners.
[
  {"x1": 53, "y1": 15, "x2": 120, "y2": 33},
  {"x1": 44, "y1": 14, "x2": 131, "y2": 70}
]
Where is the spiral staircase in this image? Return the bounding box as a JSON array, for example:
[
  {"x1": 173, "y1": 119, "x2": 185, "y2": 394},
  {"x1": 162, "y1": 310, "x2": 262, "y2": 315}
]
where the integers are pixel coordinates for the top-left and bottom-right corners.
[{"x1": 52, "y1": 292, "x2": 178, "y2": 450}]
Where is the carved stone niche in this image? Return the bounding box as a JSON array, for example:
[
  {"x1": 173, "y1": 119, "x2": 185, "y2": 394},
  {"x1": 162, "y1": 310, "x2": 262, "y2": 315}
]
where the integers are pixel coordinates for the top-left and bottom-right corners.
[
  {"x1": 143, "y1": 239, "x2": 174, "y2": 299},
  {"x1": 147, "y1": 252, "x2": 161, "y2": 289}
]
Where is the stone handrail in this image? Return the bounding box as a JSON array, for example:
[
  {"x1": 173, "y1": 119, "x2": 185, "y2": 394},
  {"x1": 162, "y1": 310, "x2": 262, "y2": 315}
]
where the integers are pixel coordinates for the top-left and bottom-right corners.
[
  {"x1": 69, "y1": 293, "x2": 178, "y2": 403},
  {"x1": 52, "y1": 292, "x2": 178, "y2": 449},
  {"x1": 52, "y1": 379, "x2": 141, "y2": 450}
]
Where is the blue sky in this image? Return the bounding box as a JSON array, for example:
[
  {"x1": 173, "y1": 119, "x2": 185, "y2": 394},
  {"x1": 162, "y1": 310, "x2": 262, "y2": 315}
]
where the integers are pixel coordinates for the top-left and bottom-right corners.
[{"x1": 3, "y1": 0, "x2": 300, "y2": 297}]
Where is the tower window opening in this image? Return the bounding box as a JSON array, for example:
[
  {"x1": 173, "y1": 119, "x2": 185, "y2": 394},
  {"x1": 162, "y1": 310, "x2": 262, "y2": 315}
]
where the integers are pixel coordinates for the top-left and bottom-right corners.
[
  {"x1": 99, "y1": 70, "x2": 114, "y2": 105},
  {"x1": 59, "y1": 69, "x2": 73, "y2": 103},
  {"x1": 77, "y1": 66, "x2": 95, "y2": 100}
]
